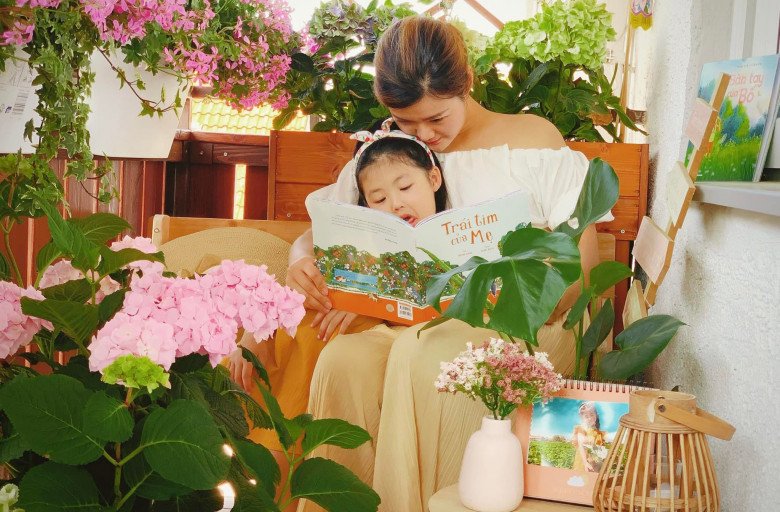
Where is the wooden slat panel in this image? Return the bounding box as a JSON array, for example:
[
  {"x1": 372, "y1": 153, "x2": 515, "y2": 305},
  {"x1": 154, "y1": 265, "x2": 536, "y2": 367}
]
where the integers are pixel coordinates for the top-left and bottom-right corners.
[
  {"x1": 273, "y1": 182, "x2": 325, "y2": 220},
  {"x1": 141, "y1": 161, "x2": 165, "y2": 237},
  {"x1": 596, "y1": 233, "x2": 616, "y2": 300},
  {"x1": 213, "y1": 144, "x2": 268, "y2": 166},
  {"x1": 66, "y1": 170, "x2": 99, "y2": 218},
  {"x1": 633, "y1": 216, "x2": 674, "y2": 285},
  {"x1": 190, "y1": 142, "x2": 213, "y2": 164},
  {"x1": 597, "y1": 197, "x2": 640, "y2": 240},
  {"x1": 567, "y1": 141, "x2": 645, "y2": 197},
  {"x1": 122, "y1": 161, "x2": 145, "y2": 236},
  {"x1": 685, "y1": 98, "x2": 718, "y2": 149},
  {"x1": 666, "y1": 161, "x2": 695, "y2": 237},
  {"x1": 97, "y1": 161, "x2": 121, "y2": 216},
  {"x1": 272, "y1": 131, "x2": 353, "y2": 185},
  {"x1": 244, "y1": 165, "x2": 268, "y2": 220}
]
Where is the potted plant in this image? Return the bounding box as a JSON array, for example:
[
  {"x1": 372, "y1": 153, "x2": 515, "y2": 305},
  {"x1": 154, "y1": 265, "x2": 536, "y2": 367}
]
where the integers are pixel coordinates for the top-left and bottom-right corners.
[
  {"x1": 0, "y1": 0, "x2": 300, "y2": 197},
  {"x1": 0, "y1": 169, "x2": 381, "y2": 510},
  {"x1": 424, "y1": 159, "x2": 683, "y2": 381},
  {"x1": 471, "y1": 0, "x2": 643, "y2": 141},
  {"x1": 274, "y1": 0, "x2": 415, "y2": 132}
]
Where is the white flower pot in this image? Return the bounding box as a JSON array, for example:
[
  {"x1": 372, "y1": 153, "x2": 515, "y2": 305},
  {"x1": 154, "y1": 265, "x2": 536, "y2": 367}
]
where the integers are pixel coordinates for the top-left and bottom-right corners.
[
  {"x1": 0, "y1": 48, "x2": 188, "y2": 159},
  {"x1": 458, "y1": 416, "x2": 524, "y2": 512}
]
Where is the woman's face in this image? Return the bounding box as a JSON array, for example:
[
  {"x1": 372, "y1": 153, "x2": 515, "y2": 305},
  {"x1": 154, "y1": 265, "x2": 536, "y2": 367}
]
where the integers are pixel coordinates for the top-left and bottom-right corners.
[
  {"x1": 359, "y1": 158, "x2": 441, "y2": 226},
  {"x1": 388, "y1": 94, "x2": 467, "y2": 152}
]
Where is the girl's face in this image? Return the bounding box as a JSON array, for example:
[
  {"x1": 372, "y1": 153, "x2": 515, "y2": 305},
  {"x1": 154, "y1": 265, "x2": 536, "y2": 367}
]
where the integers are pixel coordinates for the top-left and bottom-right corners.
[
  {"x1": 388, "y1": 94, "x2": 467, "y2": 152},
  {"x1": 360, "y1": 158, "x2": 442, "y2": 226}
]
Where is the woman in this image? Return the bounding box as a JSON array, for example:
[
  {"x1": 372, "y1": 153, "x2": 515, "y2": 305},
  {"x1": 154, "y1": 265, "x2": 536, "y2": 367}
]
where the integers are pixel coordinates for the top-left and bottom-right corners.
[
  {"x1": 572, "y1": 401, "x2": 607, "y2": 473},
  {"x1": 287, "y1": 17, "x2": 607, "y2": 512}
]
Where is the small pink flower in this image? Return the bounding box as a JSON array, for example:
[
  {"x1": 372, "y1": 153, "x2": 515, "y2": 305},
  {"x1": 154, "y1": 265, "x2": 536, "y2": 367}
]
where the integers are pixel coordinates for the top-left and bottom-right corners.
[{"x1": 0, "y1": 282, "x2": 53, "y2": 359}]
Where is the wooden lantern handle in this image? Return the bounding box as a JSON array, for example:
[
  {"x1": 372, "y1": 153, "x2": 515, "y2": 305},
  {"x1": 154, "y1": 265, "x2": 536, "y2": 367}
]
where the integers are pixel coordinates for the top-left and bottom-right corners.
[{"x1": 655, "y1": 400, "x2": 735, "y2": 440}]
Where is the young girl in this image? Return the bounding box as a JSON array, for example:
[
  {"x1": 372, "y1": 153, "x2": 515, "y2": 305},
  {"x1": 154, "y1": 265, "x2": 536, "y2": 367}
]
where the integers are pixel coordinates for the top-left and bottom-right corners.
[
  {"x1": 351, "y1": 127, "x2": 447, "y2": 225},
  {"x1": 572, "y1": 401, "x2": 607, "y2": 473}
]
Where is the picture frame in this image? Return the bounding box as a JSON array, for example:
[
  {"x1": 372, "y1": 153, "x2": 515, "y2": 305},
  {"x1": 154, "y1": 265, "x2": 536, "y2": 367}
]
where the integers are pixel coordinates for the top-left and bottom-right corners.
[{"x1": 514, "y1": 380, "x2": 651, "y2": 505}]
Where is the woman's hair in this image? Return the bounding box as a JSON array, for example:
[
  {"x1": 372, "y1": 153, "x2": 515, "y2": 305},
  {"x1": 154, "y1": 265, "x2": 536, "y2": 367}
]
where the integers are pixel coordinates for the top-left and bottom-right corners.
[
  {"x1": 579, "y1": 401, "x2": 601, "y2": 430},
  {"x1": 353, "y1": 123, "x2": 447, "y2": 213},
  {"x1": 374, "y1": 16, "x2": 471, "y2": 108}
]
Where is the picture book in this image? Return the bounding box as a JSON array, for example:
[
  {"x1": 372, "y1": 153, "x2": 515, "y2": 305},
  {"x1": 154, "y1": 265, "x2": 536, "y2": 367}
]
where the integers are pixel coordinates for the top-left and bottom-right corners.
[
  {"x1": 514, "y1": 380, "x2": 651, "y2": 505},
  {"x1": 690, "y1": 53, "x2": 780, "y2": 181},
  {"x1": 305, "y1": 190, "x2": 531, "y2": 325}
]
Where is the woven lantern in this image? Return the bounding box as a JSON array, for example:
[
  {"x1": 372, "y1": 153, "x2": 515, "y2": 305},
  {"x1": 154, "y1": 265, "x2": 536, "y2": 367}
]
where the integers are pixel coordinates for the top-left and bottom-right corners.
[{"x1": 593, "y1": 390, "x2": 735, "y2": 512}]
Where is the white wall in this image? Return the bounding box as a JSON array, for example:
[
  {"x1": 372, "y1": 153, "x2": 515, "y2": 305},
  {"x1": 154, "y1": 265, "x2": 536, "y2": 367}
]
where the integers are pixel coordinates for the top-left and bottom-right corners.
[{"x1": 643, "y1": 1, "x2": 780, "y2": 509}]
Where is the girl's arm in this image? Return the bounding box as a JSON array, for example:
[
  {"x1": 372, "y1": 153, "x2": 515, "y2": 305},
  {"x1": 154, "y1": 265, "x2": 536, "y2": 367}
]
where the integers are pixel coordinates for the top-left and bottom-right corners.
[{"x1": 287, "y1": 228, "x2": 332, "y2": 314}]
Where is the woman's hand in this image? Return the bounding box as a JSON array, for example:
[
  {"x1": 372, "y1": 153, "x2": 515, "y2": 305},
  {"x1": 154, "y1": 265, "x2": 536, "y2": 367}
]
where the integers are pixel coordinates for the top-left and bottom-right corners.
[
  {"x1": 311, "y1": 308, "x2": 358, "y2": 341},
  {"x1": 286, "y1": 256, "x2": 332, "y2": 314}
]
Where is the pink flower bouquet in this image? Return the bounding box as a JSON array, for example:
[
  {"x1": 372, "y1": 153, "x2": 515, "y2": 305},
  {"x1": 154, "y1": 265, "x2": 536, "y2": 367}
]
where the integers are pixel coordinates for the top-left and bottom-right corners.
[{"x1": 435, "y1": 337, "x2": 564, "y2": 419}]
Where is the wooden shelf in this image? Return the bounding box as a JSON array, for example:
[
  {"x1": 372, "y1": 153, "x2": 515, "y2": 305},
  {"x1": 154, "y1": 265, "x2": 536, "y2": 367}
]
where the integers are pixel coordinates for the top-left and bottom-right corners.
[
  {"x1": 693, "y1": 181, "x2": 780, "y2": 217},
  {"x1": 429, "y1": 485, "x2": 593, "y2": 512}
]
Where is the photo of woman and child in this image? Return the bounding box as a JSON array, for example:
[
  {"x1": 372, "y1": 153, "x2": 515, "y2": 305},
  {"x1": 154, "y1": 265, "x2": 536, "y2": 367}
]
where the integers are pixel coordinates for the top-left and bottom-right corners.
[{"x1": 527, "y1": 398, "x2": 628, "y2": 473}]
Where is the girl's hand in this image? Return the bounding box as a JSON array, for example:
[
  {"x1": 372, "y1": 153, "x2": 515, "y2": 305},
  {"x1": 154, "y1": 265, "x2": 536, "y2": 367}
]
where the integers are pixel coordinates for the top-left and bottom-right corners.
[
  {"x1": 312, "y1": 309, "x2": 358, "y2": 341},
  {"x1": 286, "y1": 256, "x2": 332, "y2": 314},
  {"x1": 228, "y1": 347, "x2": 256, "y2": 391}
]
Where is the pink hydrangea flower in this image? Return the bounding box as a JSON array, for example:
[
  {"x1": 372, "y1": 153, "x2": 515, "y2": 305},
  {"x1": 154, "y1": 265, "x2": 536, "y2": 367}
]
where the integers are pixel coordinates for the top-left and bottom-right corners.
[
  {"x1": 0, "y1": 282, "x2": 53, "y2": 359},
  {"x1": 109, "y1": 235, "x2": 165, "y2": 275},
  {"x1": 89, "y1": 259, "x2": 305, "y2": 374},
  {"x1": 39, "y1": 260, "x2": 122, "y2": 303}
]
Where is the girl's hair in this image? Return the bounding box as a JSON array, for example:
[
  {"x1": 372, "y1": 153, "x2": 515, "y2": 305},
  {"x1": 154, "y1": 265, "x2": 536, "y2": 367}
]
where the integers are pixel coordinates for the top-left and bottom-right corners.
[
  {"x1": 353, "y1": 124, "x2": 447, "y2": 213},
  {"x1": 374, "y1": 16, "x2": 471, "y2": 108},
  {"x1": 579, "y1": 401, "x2": 601, "y2": 430}
]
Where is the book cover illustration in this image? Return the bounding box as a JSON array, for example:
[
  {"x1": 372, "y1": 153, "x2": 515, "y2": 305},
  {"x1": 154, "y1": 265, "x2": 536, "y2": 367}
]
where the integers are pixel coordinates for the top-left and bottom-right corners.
[
  {"x1": 306, "y1": 190, "x2": 531, "y2": 325},
  {"x1": 690, "y1": 53, "x2": 780, "y2": 181}
]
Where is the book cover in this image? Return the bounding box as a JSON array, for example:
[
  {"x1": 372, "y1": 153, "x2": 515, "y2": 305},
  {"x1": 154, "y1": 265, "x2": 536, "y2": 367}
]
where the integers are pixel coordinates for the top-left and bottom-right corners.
[
  {"x1": 691, "y1": 53, "x2": 780, "y2": 182},
  {"x1": 306, "y1": 190, "x2": 531, "y2": 325}
]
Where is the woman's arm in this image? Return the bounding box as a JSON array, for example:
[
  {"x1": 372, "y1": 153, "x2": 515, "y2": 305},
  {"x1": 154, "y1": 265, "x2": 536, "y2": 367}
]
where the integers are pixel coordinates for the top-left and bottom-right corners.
[{"x1": 287, "y1": 229, "x2": 331, "y2": 314}]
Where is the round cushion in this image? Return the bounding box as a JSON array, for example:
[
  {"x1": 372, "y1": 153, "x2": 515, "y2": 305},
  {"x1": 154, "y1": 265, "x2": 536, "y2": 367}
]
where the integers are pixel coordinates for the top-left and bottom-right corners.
[{"x1": 158, "y1": 227, "x2": 291, "y2": 283}]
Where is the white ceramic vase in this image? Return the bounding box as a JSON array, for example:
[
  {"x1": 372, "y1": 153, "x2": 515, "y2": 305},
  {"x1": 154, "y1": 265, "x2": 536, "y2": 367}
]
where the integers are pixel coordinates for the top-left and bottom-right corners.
[{"x1": 458, "y1": 416, "x2": 524, "y2": 512}]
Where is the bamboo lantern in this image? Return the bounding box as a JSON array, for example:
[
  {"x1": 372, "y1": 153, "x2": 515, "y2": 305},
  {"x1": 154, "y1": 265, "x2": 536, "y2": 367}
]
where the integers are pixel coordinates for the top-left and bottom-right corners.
[{"x1": 593, "y1": 390, "x2": 735, "y2": 512}]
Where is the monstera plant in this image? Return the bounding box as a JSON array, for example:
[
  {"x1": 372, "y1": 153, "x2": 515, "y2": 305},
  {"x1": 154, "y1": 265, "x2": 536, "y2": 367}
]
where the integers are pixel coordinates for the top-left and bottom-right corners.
[{"x1": 424, "y1": 159, "x2": 683, "y2": 381}]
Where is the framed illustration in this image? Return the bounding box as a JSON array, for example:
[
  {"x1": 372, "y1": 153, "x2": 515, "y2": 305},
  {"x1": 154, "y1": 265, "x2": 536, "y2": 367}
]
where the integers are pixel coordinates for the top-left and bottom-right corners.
[{"x1": 514, "y1": 380, "x2": 651, "y2": 505}]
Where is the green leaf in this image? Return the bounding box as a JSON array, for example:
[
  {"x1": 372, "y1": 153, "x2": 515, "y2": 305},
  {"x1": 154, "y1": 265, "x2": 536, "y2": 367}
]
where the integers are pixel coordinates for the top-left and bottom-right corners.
[
  {"x1": 124, "y1": 453, "x2": 193, "y2": 500},
  {"x1": 231, "y1": 437, "x2": 280, "y2": 498},
  {"x1": 228, "y1": 460, "x2": 279, "y2": 512},
  {"x1": 291, "y1": 458, "x2": 380, "y2": 512},
  {"x1": 21, "y1": 297, "x2": 99, "y2": 346},
  {"x1": 18, "y1": 462, "x2": 102, "y2": 512},
  {"x1": 425, "y1": 256, "x2": 485, "y2": 313},
  {"x1": 273, "y1": 107, "x2": 299, "y2": 130},
  {"x1": 285, "y1": 413, "x2": 314, "y2": 444},
  {"x1": 554, "y1": 158, "x2": 619, "y2": 241},
  {"x1": 256, "y1": 383, "x2": 293, "y2": 449},
  {"x1": 40, "y1": 278, "x2": 93, "y2": 303},
  {"x1": 518, "y1": 62, "x2": 550, "y2": 96},
  {"x1": 437, "y1": 227, "x2": 580, "y2": 345},
  {"x1": 291, "y1": 52, "x2": 315, "y2": 73},
  {"x1": 580, "y1": 299, "x2": 614, "y2": 356},
  {"x1": 98, "y1": 289, "x2": 126, "y2": 324},
  {"x1": 0, "y1": 251, "x2": 9, "y2": 280},
  {"x1": 37, "y1": 200, "x2": 100, "y2": 271},
  {"x1": 141, "y1": 400, "x2": 230, "y2": 490},
  {"x1": 206, "y1": 388, "x2": 250, "y2": 439},
  {"x1": 97, "y1": 246, "x2": 164, "y2": 276},
  {"x1": 563, "y1": 287, "x2": 592, "y2": 330},
  {"x1": 589, "y1": 261, "x2": 633, "y2": 297},
  {"x1": 0, "y1": 374, "x2": 104, "y2": 464},
  {"x1": 0, "y1": 425, "x2": 30, "y2": 462},
  {"x1": 35, "y1": 241, "x2": 62, "y2": 275},
  {"x1": 241, "y1": 346, "x2": 270, "y2": 387},
  {"x1": 83, "y1": 391, "x2": 133, "y2": 443},
  {"x1": 301, "y1": 419, "x2": 371, "y2": 457},
  {"x1": 69, "y1": 213, "x2": 131, "y2": 244},
  {"x1": 598, "y1": 315, "x2": 686, "y2": 380}
]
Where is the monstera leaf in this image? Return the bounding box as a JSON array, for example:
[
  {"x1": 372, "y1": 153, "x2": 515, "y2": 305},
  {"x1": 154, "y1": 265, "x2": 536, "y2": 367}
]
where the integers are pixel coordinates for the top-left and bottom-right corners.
[
  {"x1": 426, "y1": 226, "x2": 580, "y2": 346},
  {"x1": 554, "y1": 158, "x2": 619, "y2": 241}
]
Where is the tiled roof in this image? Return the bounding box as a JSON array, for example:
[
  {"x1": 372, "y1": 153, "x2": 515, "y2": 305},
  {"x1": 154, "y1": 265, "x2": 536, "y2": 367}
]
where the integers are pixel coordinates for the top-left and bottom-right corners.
[{"x1": 189, "y1": 97, "x2": 309, "y2": 134}]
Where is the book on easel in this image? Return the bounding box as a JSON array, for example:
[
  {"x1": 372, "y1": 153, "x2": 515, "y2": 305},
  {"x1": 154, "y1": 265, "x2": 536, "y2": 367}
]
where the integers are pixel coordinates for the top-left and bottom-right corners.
[{"x1": 689, "y1": 53, "x2": 780, "y2": 182}]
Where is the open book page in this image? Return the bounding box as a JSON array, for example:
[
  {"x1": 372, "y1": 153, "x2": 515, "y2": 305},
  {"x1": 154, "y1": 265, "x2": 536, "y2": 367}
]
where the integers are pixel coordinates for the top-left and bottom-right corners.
[{"x1": 306, "y1": 189, "x2": 531, "y2": 325}]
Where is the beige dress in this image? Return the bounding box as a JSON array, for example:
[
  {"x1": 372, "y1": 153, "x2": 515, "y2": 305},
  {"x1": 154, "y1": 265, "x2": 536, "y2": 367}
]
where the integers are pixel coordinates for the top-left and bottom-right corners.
[{"x1": 299, "y1": 146, "x2": 612, "y2": 512}]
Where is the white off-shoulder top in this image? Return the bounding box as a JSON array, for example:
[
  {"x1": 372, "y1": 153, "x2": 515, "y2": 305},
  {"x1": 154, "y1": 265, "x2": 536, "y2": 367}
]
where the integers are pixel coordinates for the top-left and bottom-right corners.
[{"x1": 308, "y1": 145, "x2": 614, "y2": 230}]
